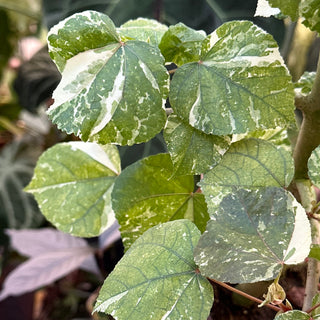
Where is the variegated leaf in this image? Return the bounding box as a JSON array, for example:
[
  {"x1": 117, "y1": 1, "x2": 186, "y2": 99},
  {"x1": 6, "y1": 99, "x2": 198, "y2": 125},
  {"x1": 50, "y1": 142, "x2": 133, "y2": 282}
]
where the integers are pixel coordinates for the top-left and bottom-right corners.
[
  {"x1": 118, "y1": 18, "x2": 168, "y2": 46},
  {"x1": 169, "y1": 20, "x2": 295, "y2": 136},
  {"x1": 25, "y1": 142, "x2": 120, "y2": 237},
  {"x1": 194, "y1": 187, "x2": 311, "y2": 283},
  {"x1": 48, "y1": 40, "x2": 169, "y2": 146},
  {"x1": 48, "y1": 10, "x2": 120, "y2": 72}
]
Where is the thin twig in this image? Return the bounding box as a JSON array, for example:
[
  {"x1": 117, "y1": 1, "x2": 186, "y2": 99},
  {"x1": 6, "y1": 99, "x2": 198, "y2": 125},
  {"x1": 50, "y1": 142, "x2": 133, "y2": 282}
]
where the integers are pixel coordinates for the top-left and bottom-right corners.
[{"x1": 208, "y1": 278, "x2": 281, "y2": 312}]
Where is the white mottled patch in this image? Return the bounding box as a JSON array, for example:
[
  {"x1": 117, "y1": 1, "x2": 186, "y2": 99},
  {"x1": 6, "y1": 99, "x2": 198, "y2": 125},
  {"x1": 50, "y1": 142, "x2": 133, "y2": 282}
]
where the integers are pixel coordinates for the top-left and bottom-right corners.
[
  {"x1": 228, "y1": 110, "x2": 236, "y2": 131},
  {"x1": 69, "y1": 141, "x2": 120, "y2": 174},
  {"x1": 189, "y1": 85, "x2": 201, "y2": 126},
  {"x1": 255, "y1": 0, "x2": 281, "y2": 17},
  {"x1": 208, "y1": 31, "x2": 220, "y2": 50},
  {"x1": 284, "y1": 197, "x2": 311, "y2": 264},
  {"x1": 94, "y1": 291, "x2": 129, "y2": 313},
  {"x1": 90, "y1": 50, "x2": 125, "y2": 136},
  {"x1": 138, "y1": 60, "x2": 160, "y2": 91},
  {"x1": 50, "y1": 46, "x2": 118, "y2": 111},
  {"x1": 248, "y1": 96, "x2": 261, "y2": 126}
]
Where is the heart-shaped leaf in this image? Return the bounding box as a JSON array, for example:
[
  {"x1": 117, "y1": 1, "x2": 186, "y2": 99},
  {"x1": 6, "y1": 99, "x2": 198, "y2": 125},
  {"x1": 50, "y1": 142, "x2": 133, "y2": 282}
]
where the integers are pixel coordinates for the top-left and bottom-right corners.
[
  {"x1": 200, "y1": 138, "x2": 294, "y2": 212},
  {"x1": 169, "y1": 20, "x2": 295, "y2": 135},
  {"x1": 48, "y1": 10, "x2": 120, "y2": 72},
  {"x1": 194, "y1": 187, "x2": 311, "y2": 283},
  {"x1": 48, "y1": 40, "x2": 169, "y2": 145},
  {"x1": 112, "y1": 153, "x2": 209, "y2": 249},
  {"x1": 118, "y1": 18, "x2": 168, "y2": 46},
  {"x1": 94, "y1": 219, "x2": 213, "y2": 320},
  {"x1": 25, "y1": 142, "x2": 120, "y2": 237},
  {"x1": 164, "y1": 115, "x2": 230, "y2": 176}
]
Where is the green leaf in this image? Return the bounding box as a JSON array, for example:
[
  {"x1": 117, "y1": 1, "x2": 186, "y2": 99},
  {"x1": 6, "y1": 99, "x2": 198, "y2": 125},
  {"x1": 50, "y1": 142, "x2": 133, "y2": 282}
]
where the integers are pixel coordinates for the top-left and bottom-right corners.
[
  {"x1": 118, "y1": 18, "x2": 168, "y2": 46},
  {"x1": 164, "y1": 115, "x2": 230, "y2": 176},
  {"x1": 200, "y1": 138, "x2": 294, "y2": 212},
  {"x1": 309, "y1": 244, "x2": 320, "y2": 261},
  {"x1": 94, "y1": 219, "x2": 213, "y2": 320},
  {"x1": 295, "y1": 71, "x2": 316, "y2": 96},
  {"x1": 25, "y1": 142, "x2": 120, "y2": 237},
  {"x1": 159, "y1": 22, "x2": 206, "y2": 66},
  {"x1": 265, "y1": 0, "x2": 300, "y2": 20},
  {"x1": 308, "y1": 145, "x2": 320, "y2": 187},
  {"x1": 48, "y1": 10, "x2": 120, "y2": 72},
  {"x1": 312, "y1": 293, "x2": 320, "y2": 317},
  {"x1": 169, "y1": 20, "x2": 295, "y2": 136},
  {"x1": 300, "y1": 0, "x2": 320, "y2": 33},
  {"x1": 48, "y1": 40, "x2": 169, "y2": 146},
  {"x1": 112, "y1": 153, "x2": 209, "y2": 249},
  {"x1": 194, "y1": 187, "x2": 311, "y2": 283},
  {"x1": 274, "y1": 310, "x2": 311, "y2": 320}
]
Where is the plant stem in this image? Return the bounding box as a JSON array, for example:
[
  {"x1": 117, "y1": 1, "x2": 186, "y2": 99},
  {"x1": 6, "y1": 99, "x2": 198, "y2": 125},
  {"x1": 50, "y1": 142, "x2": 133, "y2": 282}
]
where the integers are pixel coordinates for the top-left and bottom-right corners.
[
  {"x1": 294, "y1": 54, "x2": 320, "y2": 179},
  {"x1": 208, "y1": 278, "x2": 281, "y2": 312},
  {"x1": 293, "y1": 53, "x2": 320, "y2": 311}
]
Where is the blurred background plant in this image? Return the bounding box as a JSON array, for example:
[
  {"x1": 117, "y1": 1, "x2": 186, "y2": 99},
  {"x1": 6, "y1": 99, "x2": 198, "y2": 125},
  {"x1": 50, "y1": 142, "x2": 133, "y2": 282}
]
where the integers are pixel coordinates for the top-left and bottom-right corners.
[{"x1": 0, "y1": 1, "x2": 318, "y2": 319}]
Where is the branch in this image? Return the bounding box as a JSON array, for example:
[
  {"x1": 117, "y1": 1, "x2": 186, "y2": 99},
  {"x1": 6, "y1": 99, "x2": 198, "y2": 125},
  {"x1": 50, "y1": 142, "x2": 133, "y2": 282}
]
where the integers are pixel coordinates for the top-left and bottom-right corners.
[
  {"x1": 293, "y1": 54, "x2": 320, "y2": 180},
  {"x1": 208, "y1": 278, "x2": 282, "y2": 313}
]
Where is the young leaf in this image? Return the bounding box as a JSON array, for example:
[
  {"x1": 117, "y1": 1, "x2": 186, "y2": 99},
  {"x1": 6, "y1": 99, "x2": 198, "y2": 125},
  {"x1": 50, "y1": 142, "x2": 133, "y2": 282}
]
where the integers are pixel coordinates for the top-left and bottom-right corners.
[
  {"x1": 118, "y1": 18, "x2": 168, "y2": 45},
  {"x1": 200, "y1": 138, "x2": 294, "y2": 212},
  {"x1": 274, "y1": 310, "x2": 311, "y2": 320},
  {"x1": 194, "y1": 187, "x2": 311, "y2": 283},
  {"x1": 159, "y1": 22, "x2": 206, "y2": 66},
  {"x1": 25, "y1": 142, "x2": 120, "y2": 237},
  {"x1": 48, "y1": 40, "x2": 169, "y2": 146},
  {"x1": 93, "y1": 220, "x2": 213, "y2": 320},
  {"x1": 169, "y1": 20, "x2": 295, "y2": 136},
  {"x1": 300, "y1": 0, "x2": 320, "y2": 33},
  {"x1": 112, "y1": 153, "x2": 209, "y2": 249},
  {"x1": 0, "y1": 245, "x2": 95, "y2": 301},
  {"x1": 48, "y1": 10, "x2": 120, "y2": 72},
  {"x1": 164, "y1": 114, "x2": 230, "y2": 176}
]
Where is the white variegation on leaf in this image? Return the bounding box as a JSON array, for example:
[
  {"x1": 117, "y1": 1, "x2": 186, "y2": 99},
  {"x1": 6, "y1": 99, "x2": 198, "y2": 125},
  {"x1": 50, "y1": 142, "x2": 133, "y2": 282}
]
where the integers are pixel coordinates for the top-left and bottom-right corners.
[
  {"x1": 169, "y1": 21, "x2": 295, "y2": 136},
  {"x1": 48, "y1": 40, "x2": 169, "y2": 146},
  {"x1": 159, "y1": 23, "x2": 206, "y2": 66},
  {"x1": 274, "y1": 310, "x2": 311, "y2": 320},
  {"x1": 112, "y1": 153, "x2": 209, "y2": 250},
  {"x1": 255, "y1": 0, "x2": 281, "y2": 17},
  {"x1": 200, "y1": 138, "x2": 294, "y2": 213},
  {"x1": 194, "y1": 187, "x2": 311, "y2": 284},
  {"x1": 25, "y1": 142, "x2": 120, "y2": 237},
  {"x1": 118, "y1": 18, "x2": 168, "y2": 45},
  {"x1": 94, "y1": 220, "x2": 213, "y2": 320},
  {"x1": 308, "y1": 145, "x2": 320, "y2": 187},
  {"x1": 48, "y1": 10, "x2": 120, "y2": 72},
  {"x1": 164, "y1": 115, "x2": 230, "y2": 176}
]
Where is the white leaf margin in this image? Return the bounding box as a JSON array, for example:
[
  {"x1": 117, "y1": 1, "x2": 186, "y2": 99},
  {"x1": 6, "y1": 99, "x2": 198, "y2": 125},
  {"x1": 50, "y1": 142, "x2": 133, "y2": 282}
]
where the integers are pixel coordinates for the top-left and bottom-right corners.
[{"x1": 283, "y1": 196, "x2": 311, "y2": 264}]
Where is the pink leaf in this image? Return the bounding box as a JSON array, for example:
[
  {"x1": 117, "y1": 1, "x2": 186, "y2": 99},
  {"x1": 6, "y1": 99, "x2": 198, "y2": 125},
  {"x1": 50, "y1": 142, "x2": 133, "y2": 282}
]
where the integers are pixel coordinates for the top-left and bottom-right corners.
[{"x1": 0, "y1": 246, "x2": 95, "y2": 301}]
